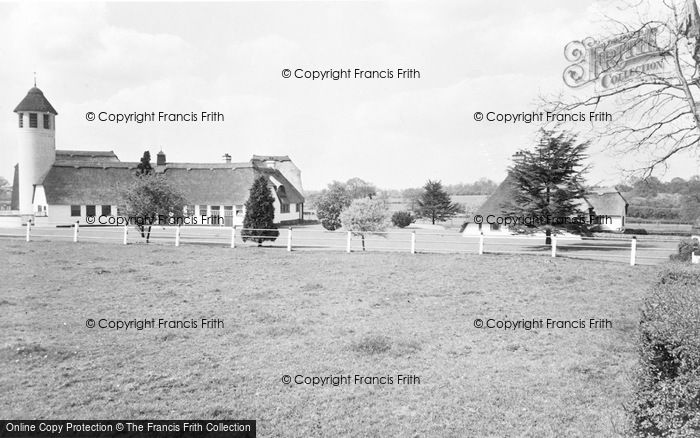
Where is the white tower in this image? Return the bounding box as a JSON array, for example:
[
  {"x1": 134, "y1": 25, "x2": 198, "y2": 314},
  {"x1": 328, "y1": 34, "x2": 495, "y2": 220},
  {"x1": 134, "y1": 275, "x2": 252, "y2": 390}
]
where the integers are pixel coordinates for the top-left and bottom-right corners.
[{"x1": 13, "y1": 85, "x2": 57, "y2": 214}]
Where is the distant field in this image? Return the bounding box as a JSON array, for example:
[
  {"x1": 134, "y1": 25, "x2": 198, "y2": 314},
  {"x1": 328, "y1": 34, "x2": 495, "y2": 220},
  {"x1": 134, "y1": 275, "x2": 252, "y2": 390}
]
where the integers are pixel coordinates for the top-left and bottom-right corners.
[
  {"x1": 626, "y1": 220, "x2": 696, "y2": 234},
  {"x1": 0, "y1": 240, "x2": 661, "y2": 436}
]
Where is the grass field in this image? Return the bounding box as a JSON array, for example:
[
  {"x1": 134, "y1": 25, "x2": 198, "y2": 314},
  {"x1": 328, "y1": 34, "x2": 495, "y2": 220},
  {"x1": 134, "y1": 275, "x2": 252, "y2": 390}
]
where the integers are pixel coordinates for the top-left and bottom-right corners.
[{"x1": 0, "y1": 240, "x2": 661, "y2": 437}]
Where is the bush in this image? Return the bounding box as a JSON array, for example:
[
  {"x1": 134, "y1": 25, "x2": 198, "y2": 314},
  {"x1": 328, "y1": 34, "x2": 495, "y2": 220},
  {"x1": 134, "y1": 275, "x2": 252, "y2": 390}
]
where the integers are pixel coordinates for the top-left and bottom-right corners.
[
  {"x1": 670, "y1": 238, "x2": 700, "y2": 262},
  {"x1": 630, "y1": 267, "x2": 700, "y2": 437},
  {"x1": 623, "y1": 228, "x2": 648, "y2": 235},
  {"x1": 391, "y1": 211, "x2": 414, "y2": 228}
]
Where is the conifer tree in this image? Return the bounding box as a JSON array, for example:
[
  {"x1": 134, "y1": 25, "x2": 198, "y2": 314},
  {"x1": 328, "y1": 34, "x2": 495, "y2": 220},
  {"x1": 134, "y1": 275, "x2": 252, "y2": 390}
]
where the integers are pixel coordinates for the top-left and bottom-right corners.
[
  {"x1": 416, "y1": 180, "x2": 462, "y2": 224},
  {"x1": 136, "y1": 151, "x2": 153, "y2": 176},
  {"x1": 242, "y1": 176, "x2": 279, "y2": 246},
  {"x1": 505, "y1": 129, "x2": 589, "y2": 244}
]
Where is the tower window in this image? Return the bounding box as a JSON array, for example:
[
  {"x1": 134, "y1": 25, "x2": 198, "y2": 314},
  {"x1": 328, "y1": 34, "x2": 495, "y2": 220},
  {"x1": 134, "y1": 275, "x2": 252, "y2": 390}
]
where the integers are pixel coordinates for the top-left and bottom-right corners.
[
  {"x1": 18, "y1": 113, "x2": 23, "y2": 128},
  {"x1": 29, "y1": 113, "x2": 37, "y2": 128},
  {"x1": 43, "y1": 114, "x2": 50, "y2": 130}
]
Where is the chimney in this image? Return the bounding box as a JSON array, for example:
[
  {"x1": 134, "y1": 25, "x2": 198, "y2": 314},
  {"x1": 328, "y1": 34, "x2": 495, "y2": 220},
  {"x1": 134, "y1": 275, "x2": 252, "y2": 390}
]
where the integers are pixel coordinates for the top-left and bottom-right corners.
[
  {"x1": 156, "y1": 150, "x2": 166, "y2": 166},
  {"x1": 223, "y1": 153, "x2": 231, "y2": 164}
]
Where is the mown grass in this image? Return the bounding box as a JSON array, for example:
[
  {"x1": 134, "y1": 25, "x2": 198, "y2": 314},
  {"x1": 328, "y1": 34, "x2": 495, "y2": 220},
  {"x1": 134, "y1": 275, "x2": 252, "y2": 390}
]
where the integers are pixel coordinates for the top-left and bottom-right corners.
[{"x1": 0, "y1": 240, "x2": 660, "y2": 437}]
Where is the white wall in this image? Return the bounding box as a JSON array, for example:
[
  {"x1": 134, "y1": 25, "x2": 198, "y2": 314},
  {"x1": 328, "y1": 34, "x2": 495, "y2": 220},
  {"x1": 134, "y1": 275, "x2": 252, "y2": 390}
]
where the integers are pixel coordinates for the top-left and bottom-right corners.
[
  {"x1": 17, "y1": 113, "x2": 55, "y2": 214},
  {"x1": 461, "y1": 222, "x2": 511, "y2": 236},
  {"x1": 593, "y1": 215, "x2": 624, "y2": 231},
  {"x1": 0, "y1": 215, "x2": 23, "y2": 227}
]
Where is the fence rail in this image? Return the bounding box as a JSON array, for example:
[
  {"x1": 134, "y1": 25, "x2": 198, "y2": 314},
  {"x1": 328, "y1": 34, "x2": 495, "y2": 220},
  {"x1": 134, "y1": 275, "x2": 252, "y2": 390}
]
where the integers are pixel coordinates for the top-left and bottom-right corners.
[{"x1": 6, "y1": 223, "x2": 699, "y2": 266}]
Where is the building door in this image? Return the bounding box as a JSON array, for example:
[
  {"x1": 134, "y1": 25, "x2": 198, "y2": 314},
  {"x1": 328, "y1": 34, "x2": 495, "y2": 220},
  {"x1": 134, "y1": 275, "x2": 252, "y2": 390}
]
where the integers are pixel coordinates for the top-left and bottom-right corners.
[
  {"x1": 224, "y1": 206, "x2": 233, "y2": 227},
  {"x1": 210, "y1": 206, "x2": 221, "y2": 226}
]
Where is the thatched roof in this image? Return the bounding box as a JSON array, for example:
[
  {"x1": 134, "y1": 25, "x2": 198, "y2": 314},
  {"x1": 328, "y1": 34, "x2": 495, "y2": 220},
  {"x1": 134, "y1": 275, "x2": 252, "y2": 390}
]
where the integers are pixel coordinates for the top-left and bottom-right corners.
[
  {"x1": 583, "y1": 187, "x2": 628, "y2": 216},
  {"x1": 38, "y1": 162, "x2": 304, "y2": 206},
  {"x1": 470, "y1": 178, "x2": 628, "y2": 222},
  {"x1": 472, "y1": 174, "x2": 517, "y2": 218},
  {"x1": 56, "y1": 150, "x2": 120, "y2": 163}
]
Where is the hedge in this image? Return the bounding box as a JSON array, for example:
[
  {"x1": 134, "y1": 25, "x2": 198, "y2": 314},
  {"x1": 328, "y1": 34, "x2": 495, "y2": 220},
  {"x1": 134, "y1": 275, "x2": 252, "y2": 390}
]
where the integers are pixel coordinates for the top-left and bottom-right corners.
[{"x1": 630, "y1": 267, "x2": 700, "y2": 437}]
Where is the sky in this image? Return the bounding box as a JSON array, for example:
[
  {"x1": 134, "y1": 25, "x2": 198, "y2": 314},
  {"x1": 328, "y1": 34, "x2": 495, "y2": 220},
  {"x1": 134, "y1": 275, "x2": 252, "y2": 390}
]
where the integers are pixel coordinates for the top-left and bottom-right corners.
[{"x1": 0, "y1": 1, "x2": 699, "y2": 190}]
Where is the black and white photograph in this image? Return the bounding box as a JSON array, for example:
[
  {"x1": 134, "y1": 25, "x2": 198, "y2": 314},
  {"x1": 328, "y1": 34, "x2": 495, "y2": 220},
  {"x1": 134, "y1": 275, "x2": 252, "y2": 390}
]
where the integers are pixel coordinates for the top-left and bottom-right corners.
[{"x1": 1, "y1": 1, "x2": 699, "y2": 437}]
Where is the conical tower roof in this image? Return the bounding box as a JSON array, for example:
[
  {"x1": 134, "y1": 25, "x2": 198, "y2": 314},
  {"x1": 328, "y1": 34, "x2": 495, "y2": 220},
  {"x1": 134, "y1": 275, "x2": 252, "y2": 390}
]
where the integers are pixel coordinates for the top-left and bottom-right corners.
[{"x1": 13, "y1": 87, "x2": 58, "y2": 115}]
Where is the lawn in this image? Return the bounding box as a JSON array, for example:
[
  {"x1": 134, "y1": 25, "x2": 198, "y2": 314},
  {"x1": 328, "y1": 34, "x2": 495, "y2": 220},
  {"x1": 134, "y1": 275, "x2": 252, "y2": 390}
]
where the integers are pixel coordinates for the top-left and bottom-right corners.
[{"x1": 0, "y1": 240, "x2": 660, "y2": 437}]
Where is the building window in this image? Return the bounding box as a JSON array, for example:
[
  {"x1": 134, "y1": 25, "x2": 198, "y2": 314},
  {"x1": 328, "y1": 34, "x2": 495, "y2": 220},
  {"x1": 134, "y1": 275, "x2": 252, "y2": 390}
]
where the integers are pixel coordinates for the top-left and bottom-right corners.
[
  {"x1": 71, "y1": 205, "x2": 81, "y2": 217},
  {"x1": 199, "y1": 205, "x2": 207, "y2": 216},
  {"x1": 280, "y1": 203, "x2": 290, "y2": 213},
  {"x1": 86, "y1": 205, "x2": 96, "y2": 216},
  {"x1": 29, "y1": 113, "x2": 38, "y2": 128},
  {"x1": 43, "y1": 114, "x2": 50, "y2": 130},
  {"x1": 102, "y1": 205, "x2": 111, "y2": 216},
  {"x1": 18, "y1": 113, "x2": 23, "y2": 128},
  {"x1": 186, "y1": 205, "x2": 195, "y2": 216}
]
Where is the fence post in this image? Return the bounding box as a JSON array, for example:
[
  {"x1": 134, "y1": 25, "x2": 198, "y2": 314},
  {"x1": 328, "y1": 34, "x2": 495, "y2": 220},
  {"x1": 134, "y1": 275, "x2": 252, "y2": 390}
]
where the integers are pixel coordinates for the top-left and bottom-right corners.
[
  {"x1": 551, "y1": 235, "x2": 557, "y2": 258},
  {"x1": 287, "y1": 227, "x2": 292, "y2": 252},
  {"x1": 346, "y1": 231, "x2": 352, "y2": 253},
  {"x1": 478, "y1": 233, "x2": 484, "y2": 255},
  {"x1": 25, "y1": 221, "x2": 31, "y2": 242},
  {"x1": 231, "y1": 226, "x2": 236, "y2": 248},
  {"x1": 73, "y1": 221, "x2": 79, "y2": 243},
  {"x1": 123, "y1": 225, "x2": 128, "y2": 245},
  {"x1": 411, "y1": 231, "x2": 416, "y2": 254},
  {"x1": 175, "y1": 225, "x2": 181, "y2": 247},
  {"x1": 630, "y1": 236, "x2": 637, "y2": 266}
]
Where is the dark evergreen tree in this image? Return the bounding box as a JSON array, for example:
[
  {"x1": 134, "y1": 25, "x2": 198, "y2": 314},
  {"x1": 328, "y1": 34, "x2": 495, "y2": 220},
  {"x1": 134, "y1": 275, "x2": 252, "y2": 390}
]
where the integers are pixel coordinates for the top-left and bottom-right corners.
[
  {"x1": 505, "y1": 129, "x2": 589, "y2": 244},
  {"x1": 416, "y1": 180, "x2": 463, "y2": 224},
  {"x1": 136, "y1": 151, "x2": 153, "y2": 176},
  {"x1": 242, "y1": 176, "x2": 279, "y2": 246}
]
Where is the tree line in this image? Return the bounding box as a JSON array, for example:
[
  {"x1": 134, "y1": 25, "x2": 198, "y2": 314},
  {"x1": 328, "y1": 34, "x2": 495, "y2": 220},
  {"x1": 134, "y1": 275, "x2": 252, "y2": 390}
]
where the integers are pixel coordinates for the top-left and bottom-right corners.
[{"x1": 618, "y1": 176, "x2": 700, "y2": 223}]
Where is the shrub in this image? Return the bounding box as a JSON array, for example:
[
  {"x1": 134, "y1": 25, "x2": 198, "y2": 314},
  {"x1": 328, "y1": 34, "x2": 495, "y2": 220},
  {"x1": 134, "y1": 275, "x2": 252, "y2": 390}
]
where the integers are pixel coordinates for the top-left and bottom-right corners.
[
  {"x1": 623, "y1": 228, "x2": 648, "y2": 235},
  {"x1": 315, "y1": 182, "x2": 352, "y2": 231},
  {"x1": 630, "y1": 267, "x2": 700, "y2": 437},
  {"x1": 670, "y1": 238, "x2": 700, "y2": 262},
  {"x1": 391, "y1": 211, "x2": 414, "y2": 228}
]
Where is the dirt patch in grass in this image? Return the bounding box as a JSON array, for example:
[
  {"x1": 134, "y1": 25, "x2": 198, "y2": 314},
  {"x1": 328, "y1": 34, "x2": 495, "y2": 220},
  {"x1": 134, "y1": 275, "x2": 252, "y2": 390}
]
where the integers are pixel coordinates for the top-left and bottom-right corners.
[{"x1": 0, "y1": 240, "x2": 661, "y2": 436}]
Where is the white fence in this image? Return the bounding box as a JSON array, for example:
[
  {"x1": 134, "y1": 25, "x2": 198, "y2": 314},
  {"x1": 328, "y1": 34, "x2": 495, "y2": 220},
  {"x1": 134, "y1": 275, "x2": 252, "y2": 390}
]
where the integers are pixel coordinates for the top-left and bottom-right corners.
[{"x1": 2, "y1": 224, "x2": 697, "y2": 266}]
